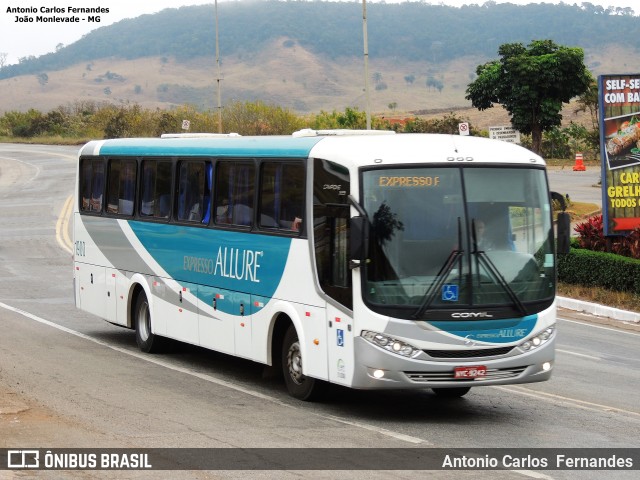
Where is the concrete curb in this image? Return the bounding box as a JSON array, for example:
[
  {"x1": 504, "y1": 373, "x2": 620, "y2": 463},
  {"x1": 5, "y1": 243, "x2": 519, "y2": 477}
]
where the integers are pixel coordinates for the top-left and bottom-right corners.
[{"x1": 557, "y1": 296, "x2": 640, "y2": 324}]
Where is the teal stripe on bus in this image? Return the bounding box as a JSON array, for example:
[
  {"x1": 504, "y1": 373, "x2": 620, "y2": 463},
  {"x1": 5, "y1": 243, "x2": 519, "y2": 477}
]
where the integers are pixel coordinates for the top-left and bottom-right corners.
[
  {"x1": 430, "y1": 315, "x2": 537, "y2": 343},
  {"x1": 129, "y1": 221, "x2": 293, "y2": 302},
  {"x1": 96, "y1": 137, "x2": 324, "y2": 158}
]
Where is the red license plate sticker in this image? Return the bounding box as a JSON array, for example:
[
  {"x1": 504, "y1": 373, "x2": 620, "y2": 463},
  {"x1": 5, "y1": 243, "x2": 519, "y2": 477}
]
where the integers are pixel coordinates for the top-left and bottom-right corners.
[{"x1": 454, "y1": 365, "x2": 487, "y2": 379}]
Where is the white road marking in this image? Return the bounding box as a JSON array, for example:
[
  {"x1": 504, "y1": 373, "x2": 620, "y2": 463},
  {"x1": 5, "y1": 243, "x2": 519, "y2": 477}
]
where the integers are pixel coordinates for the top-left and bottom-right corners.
[
  {"x1": 559, "y1": 317, "x2": 640, "y2": 336},
  {"x1": 496, "y1": 385, "x2": 640, "y2": 419},
  {"x1": 0, "y1": 301, "x2": 426, "y2": 445},
  {"x1": 555, "y1": 348, "x2": 601, "y2": 361},
  {"x1": 56, "y1": 195, "x2": 74, "y2": 254}
]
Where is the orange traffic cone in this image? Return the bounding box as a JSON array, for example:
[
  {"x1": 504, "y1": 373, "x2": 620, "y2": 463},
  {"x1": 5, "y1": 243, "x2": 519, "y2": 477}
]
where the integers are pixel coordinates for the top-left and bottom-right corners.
[{"x1": 573, "y1": 152, "x2": 586, "y2": 171}]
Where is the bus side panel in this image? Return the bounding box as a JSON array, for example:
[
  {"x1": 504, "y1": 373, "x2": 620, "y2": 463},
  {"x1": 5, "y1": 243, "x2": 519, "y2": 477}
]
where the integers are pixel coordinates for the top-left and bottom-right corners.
[
  {"x1": 76, "y1": 263, "x2": 106, "y2": 319},
  {"x1": 114, "y1": 271, "x2": 132, "y2": 327},
  {"x1": 249, "y1": 295, "x2": 271, "y2": 364},
  {"x1": 269, "y1": 241, "x2": 329, "y2": 380},
  {"x1": 197, "y1": 286, "x2": 236, "y2": 356},
  {"x1": 148, "y1": 275, "x2": 168, "y2": 336},
  {"x1": 105, "y1": 268, "x2": 117, "y2": 324},
  {"x1": 165, "y1": 281, "x2": 199, "y2": 346},
  {"x1": 301, "y1": 303, "x2": 329, "y2": 381},
  {"x1": 74, "y1": 213, "x2": 110, "y2": 320},
  {"x1": 326, "y1": 303, "x2": 355, "y2": 386},
  {"x1": 233, "y1": 291, "x2": 253, "y2": 359},
  {"x1": 267, "y1": 300, "x2": 328, "y2": 381}
]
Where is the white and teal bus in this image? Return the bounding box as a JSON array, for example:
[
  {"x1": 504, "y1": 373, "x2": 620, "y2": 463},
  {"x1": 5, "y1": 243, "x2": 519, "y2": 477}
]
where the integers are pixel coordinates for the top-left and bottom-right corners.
[{"x1": 73, "y1": 130, "x2": 568, "y2": 400}]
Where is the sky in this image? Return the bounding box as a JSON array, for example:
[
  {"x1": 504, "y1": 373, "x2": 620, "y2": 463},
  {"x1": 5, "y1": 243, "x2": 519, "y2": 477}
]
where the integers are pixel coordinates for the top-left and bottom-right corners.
[{"x1": 0, "y1": 0, "x2": 637, "y2": 66}]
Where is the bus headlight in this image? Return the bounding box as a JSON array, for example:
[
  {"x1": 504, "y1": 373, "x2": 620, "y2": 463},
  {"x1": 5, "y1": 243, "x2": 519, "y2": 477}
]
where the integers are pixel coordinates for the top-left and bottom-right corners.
[
  {"x1": 519, "y1": 325, "x2": 555, "y2": 352},
  {"x1": 361, "y1": 330, "x2": 419, "y2": 358}
]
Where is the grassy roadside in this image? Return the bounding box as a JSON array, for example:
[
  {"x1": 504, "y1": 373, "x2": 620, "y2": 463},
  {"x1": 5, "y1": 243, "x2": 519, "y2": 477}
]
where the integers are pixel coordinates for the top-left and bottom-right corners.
[
  {"x1": 0, "y1": 136, "x2": 89, "y2": 145},
  {"x1": 557, "y1": 282, "x2": 640, "y2": 313},
  {"x1": 553, "y1": 199, "x2": 634, "y2": 312}
]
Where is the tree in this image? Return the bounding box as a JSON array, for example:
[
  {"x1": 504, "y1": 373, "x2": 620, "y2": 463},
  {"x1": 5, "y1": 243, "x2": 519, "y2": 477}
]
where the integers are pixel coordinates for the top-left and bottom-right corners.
[
  {"x1": 574, "y1": 80, "x2": 599, "y2": 131},
  {"x1": 36, "y1": 72, "x2": 48, "y2": 87},
  {"x1": 465, "y1": 40, "x2": 593, "y2": 154}
]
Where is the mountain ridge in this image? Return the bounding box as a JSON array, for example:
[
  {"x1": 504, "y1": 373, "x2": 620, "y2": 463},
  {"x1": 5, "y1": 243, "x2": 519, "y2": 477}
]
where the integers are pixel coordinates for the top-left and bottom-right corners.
[{"x1": 0, "y1": 2, "x2": 637, "y2": 116}]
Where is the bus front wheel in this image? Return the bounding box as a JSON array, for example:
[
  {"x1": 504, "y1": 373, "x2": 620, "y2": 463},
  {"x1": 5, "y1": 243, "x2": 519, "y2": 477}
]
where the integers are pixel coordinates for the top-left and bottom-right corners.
[
  {"x1": 134, "y1": 291, "x2": 164, "y2": 353},
  {"x1": 282, "y1": 325, "x2": 323, "y2": 401}
]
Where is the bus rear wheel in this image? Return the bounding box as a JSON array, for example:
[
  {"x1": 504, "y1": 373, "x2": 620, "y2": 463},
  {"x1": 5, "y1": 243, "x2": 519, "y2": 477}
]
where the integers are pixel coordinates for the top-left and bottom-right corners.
[
  {"x1": 432, "y1": 387, "x2": 471, "y2": 398},
  {"x1": 134, "y1": 291, "x2": 164, "y2": 353},
  {"x1": 282, "y1": 325, "x2": 323, "y2": 401}
]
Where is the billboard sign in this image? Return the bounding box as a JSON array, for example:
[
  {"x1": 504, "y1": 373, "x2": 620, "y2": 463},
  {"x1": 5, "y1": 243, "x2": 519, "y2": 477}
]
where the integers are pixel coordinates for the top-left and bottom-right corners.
[{"x1": 599, "y1": 74, "x2": 640, "y2": 235}]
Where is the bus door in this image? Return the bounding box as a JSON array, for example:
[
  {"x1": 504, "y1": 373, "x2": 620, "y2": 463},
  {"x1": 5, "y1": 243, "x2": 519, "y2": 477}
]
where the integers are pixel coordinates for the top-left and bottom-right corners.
[{"x1": 313, "y1": 158, "x2": 354, "y2": 385}]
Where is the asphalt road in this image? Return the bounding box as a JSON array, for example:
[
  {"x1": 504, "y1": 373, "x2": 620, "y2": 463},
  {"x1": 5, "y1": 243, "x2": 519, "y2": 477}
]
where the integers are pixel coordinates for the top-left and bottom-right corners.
[
  {"x1": 0, "y1": 144, "x2": 637, "y2": 479},
  {"x1": 546, "y1": 165, "x2": 603, "y2": 207}
]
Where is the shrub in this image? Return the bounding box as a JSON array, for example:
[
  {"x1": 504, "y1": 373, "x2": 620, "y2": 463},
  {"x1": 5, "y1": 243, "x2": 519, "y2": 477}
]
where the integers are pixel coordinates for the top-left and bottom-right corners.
[
  {"x1": 558, "y1": 248, "x2": 640, "y2": 294},
  {"x1": 561, "y1": 214, "x2": 640, "y2": 294},
  {"x1": 574, "y1": 214, "x2": 640, "y2": 260},
  {"x1": 574, "y1": 214, "x2": 606, "y2": 251}
]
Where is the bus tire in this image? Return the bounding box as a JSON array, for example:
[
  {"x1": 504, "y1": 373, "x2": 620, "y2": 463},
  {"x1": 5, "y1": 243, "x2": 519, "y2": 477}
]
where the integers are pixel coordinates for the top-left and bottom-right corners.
[
  {"x1": 432, "y1": 387, "x2": 471, "y2": 398},
  {"x1": 282, "y1": 325, "x2": 323, "y2": 401},
  {"x1": 134, "y1": 291, "x2": 164, "y2": 353}
]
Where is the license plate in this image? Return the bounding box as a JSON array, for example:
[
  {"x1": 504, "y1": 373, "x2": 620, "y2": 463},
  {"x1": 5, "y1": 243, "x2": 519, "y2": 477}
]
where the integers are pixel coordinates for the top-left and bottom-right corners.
[{"x1": 454, "y1": 365, "x2": 487, "y2": 379}]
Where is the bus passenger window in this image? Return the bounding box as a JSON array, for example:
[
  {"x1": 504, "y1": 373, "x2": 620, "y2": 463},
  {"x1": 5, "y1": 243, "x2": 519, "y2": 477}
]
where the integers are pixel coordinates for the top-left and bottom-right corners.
[
  {"x1": 80, "y1": 160, "x2": 93, "y2": 212},
  {"x1": 90, "y1": 163, "x2": 104, "y2": 212},
  {"x1": 177, "y1": 161, "x2": 208, "y2": 223},
  {"x1": 259, "y1": 162, "x2": 305, "y2": 232},
  {"x1": 106, "y1": 159, "x2": 136, "y2": 216},
  {"x1": 79, "y1": 158, "x2": 105, "y2": 213},
  {"x1": 140, "y1": 160, "x2": 172, "y2": 219},
  {"x1": 215, "y1": 161, "x2": 255, "y2": 227}
]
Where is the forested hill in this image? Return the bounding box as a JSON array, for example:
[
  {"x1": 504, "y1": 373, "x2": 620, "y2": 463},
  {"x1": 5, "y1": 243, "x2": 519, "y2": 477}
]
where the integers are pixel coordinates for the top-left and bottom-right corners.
[{"x1": 1, "y1": 1, "x2": 638, "y2": 79}]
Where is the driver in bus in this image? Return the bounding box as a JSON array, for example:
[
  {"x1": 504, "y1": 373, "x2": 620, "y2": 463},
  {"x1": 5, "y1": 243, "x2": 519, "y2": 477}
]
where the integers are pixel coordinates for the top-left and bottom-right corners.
[{"x1": 475, "y1": 220, "x2": 496, "y2": 251}]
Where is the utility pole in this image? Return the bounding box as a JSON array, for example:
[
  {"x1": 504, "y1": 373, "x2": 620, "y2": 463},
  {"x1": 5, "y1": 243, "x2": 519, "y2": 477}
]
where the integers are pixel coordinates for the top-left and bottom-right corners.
[
  {"x1": 362, "y1": 0, "x2": 371, "y2": 130},
  {"x1": 215, "y1": 0, "x2": 223, "y2": 133}
]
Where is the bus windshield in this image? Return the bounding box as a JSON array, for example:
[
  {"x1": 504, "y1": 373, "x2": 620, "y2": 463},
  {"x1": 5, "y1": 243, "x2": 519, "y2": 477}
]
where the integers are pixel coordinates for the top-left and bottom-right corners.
[{"x1": 361, "y1": 166, "x2": 554, "y2": 318}]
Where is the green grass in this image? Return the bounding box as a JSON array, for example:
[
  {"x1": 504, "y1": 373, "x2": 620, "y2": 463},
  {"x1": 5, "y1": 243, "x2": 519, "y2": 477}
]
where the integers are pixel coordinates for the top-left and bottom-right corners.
[
  {"x1": 557, "y1": 282, "x2": 640, "y2": 313},
  {"x1": 0, "y1": 136, "x2": 89, "y2": 145}
]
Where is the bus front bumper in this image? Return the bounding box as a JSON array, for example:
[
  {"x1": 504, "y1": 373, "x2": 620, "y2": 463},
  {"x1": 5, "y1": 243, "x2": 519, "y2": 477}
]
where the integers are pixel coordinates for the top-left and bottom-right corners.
[{"x1": 349, "y1": 336, "x2": 555, "y2": 390}]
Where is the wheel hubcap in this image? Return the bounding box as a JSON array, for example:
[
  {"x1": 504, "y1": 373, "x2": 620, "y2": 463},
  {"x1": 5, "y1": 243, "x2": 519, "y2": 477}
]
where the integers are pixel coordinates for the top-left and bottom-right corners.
[{"x1": 287, "y1": 341, "x2": 304, "y2": 385}]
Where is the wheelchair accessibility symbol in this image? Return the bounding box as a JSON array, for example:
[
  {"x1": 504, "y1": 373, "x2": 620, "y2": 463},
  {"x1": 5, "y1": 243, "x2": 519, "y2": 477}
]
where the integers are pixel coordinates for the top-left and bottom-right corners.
[{"x1": 442, "y1": 284, "x2": 459, "y2": 302}]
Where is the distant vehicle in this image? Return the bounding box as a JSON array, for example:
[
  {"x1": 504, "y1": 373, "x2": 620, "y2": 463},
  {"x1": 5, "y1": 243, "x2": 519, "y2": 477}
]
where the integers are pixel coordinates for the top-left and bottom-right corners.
[{"x1": 73, "y1": 130, "x2": 566, "y2": 400}]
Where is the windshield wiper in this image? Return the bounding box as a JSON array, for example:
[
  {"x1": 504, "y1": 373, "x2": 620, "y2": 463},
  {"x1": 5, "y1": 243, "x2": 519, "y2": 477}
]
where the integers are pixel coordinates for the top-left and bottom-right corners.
[
  {"x1": 474, "y1": 251, "x2": 527, "y2": 316},
  {"x1": 412, "y1": 217, "x2": 463, "y2": 319},
  {"x1": 471, "y1": 219, "x2": 527, "y2": 316}
]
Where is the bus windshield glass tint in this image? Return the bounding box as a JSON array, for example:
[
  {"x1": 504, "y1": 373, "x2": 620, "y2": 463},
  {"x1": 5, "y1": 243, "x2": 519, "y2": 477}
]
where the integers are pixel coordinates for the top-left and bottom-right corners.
[{"x1": 361, "y1": 167, "x2": 554, "y2": 317}]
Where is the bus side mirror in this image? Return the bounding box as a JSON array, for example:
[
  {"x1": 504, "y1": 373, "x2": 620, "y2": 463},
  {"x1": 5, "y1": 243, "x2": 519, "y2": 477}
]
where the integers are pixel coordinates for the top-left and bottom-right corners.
[
  {"x1": 551, "y1": 191, "x2": 570, "y2": 254},
  {"x1": 556, "y1": 211, "x2": 571, "y2": 254},
  {"x1": 350, "y1": 216, "x2": 368, "y2": 268}
]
